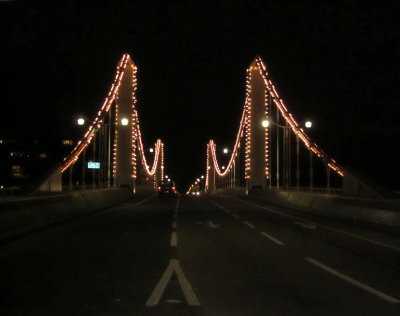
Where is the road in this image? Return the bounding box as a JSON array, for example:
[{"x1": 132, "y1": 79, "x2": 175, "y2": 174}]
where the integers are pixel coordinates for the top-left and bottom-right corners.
[{"x1": 1, "y1": 194, "x2": 400, "y2": 315}]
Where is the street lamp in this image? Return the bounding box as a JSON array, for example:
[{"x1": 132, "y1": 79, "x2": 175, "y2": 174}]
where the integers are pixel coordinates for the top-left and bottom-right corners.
[
  {"x1": 223, "y1": 148, "x2": 229, "y2": 154},
  {"x1": 77, "y1": 118, "x2": 85, "y2": 126},
  {"x1": 261, "y1": 120, "x2": 270, "y2": 128},
  {"x1": 121, "y1": 118, "x2": 129, "y2": 126}
]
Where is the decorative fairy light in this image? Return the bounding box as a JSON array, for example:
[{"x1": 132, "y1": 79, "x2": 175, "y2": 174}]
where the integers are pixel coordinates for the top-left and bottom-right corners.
[
  {"x1": 264, "y1": 88, "x2": 270, "y2": 179},
  {"x1": 255, "y1": 56, "x2": 344, "y2": 177},
  {"x1": 61, "y1": 53, "x2": 167, "y2": 190},
  {"x1": 61, "y1": 54, "x2": 130, "y2": 173}
]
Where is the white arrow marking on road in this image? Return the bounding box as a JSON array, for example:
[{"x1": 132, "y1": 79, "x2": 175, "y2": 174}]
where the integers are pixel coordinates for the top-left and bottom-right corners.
[
  {"x1": 294, "y1": 221, "x2": 316, "y2": 229},
  {"x1": 145, "y1": 259, "x2": 200, "y2": 306}
]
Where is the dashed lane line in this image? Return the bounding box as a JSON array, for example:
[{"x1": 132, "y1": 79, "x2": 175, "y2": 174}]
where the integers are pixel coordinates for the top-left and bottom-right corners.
[
  {"x1": 243, "y1": 221, "x2": 256, "y2": 229},
  {"x1": 226, "y1": 196, "x2": 400, "y2": 252},
  {"x1": 260, "y1": 231, "x2": 285, "y2": 246},
  {"x1": 170, "y1": 232, "x2": 177, "y2": 247}
]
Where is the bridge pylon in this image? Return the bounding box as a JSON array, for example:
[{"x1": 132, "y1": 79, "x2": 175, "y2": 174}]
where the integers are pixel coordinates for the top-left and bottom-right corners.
[
  {"x1": 114, "y1": 57, "x2": 136, "y2": 191},
  {"x1": 245, "y1": 57, "x2": 269, "y2": 193}
]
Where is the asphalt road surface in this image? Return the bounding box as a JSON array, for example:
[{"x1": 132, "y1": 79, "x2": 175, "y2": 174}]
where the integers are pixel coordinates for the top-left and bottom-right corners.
[{"x1": 1, "y1": 194, "x2": 400, "y2": 315}]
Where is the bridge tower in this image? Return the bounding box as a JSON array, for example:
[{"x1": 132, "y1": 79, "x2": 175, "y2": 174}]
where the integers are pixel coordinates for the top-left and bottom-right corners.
[
  {"x1": 114, "y1": 57, "x2": 136, "y2": 190},
  {"x1": 246, "y1": 58, "x2": 268, "y2": 193}
]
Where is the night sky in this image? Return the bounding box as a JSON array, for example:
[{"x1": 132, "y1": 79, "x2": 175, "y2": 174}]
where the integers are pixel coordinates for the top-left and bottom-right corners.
[{"x1": 1, "y1": 0, "x2": 399, "y2": 191}]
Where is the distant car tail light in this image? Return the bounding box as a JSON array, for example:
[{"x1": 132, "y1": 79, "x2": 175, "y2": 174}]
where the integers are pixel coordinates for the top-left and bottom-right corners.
[{"x1": 158, "y1": 186, "x2": 161, "y2": 191}]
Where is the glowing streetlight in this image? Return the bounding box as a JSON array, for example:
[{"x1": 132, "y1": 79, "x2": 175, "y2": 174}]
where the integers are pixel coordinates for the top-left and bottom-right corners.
[
  {"x1": 121, "y1": 118, "x2": 129, "y2": 126},
  {"x1": 201, "y1": 175, "x2": 204, "y2": 179},
  {"x1": 222, "y1": 166, "x2": 226, "y2": 170},
  {"x1": 77, "y1": 118, "x2": 85, "y2": 126},
  {"x1": 262, "y1": 120, "x2": 270, "y2": 128},
  {"x1": 149, "y1": 147, "x2": 154, "y2": 153},
  {"x1": 223, "y1": 148, "x2": 229, "y2": 154},
  {"x1": 305, "y1": 121, "x2": 312, "y2": 128}
]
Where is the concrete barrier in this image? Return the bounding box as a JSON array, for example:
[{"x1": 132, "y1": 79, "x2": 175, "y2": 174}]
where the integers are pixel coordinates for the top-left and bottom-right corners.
[
  {"x1": 0, "y1": 188, "x2": 144, "y2": 243},
  {"x1": 214, "y1": 188, "x2": 400, "y2": 229}
]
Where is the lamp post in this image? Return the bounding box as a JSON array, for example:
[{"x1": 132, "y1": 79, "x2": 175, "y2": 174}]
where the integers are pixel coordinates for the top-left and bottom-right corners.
[{"x1": 262, "y1": 119, "x2": 312, "y2": 191}]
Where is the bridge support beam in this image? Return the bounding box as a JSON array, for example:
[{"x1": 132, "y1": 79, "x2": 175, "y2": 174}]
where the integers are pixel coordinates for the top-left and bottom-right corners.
[
  {"x1": 246, "y1": 59, "x2": 268, "y2": 194},
  {"x1": 114, "y1": 59, "x2": 135, "y2": 191}
]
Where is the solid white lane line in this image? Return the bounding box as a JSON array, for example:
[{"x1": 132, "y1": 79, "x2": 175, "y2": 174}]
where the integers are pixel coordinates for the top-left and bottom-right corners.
[
  {"x1": 170, "y1": 232, "x2": 177, "y2": 247},
  {"x1": 243, "y1": 221, "x2": 256, "y2": 229},
  {"x1": 317, "y1": 225, "x2": 400, "y2": 252},
  {"x1": 228, "y1": 197, "x2": 400, "y2": 252},
  {"x1": 305, "y1": 258, "x2": 400, "y2": 304},
  {"x1": 172, "y1": 221, "x2": 177, "y2": 229},
  {"x1": 232, "y1": 214, "x2": 241, "y2": 220},
  {"x1": 260, "y1": 231, "x2": 285, "y2": 246},
  {"x1": 145, "y1": 259, "x2": 200, "y2": 306}
]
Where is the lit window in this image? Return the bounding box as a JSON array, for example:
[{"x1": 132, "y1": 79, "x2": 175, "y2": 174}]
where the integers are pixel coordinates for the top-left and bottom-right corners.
[
  {"x1": 10, "y1": 152, "x2": 25, "y2": 158},
  {"x1": 11, "y1": 165, "x2": 24, "y2": 178},
  {"x1": 62, "y1": 140, "x2": 74, "y2": 145}
]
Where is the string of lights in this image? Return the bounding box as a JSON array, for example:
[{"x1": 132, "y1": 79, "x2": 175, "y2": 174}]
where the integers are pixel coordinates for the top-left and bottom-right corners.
[
  {"x1": 60, "y1": 54, "x2": 165, "y2": 187},
  {"x1": 205, "y1": 56, "x2": 344, "y2": 192},
  {"x1": 255, "y1": 57, "x2": 344, "y2": 176}
]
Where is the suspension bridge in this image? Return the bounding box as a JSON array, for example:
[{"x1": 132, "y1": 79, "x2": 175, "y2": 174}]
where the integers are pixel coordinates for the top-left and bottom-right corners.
[{"x1": 2, "y1": 53, "x2": 400, "y2": 315}]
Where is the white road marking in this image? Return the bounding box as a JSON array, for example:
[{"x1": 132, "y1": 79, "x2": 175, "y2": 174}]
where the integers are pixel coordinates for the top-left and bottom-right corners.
[
  {"x1": 227, "y1": 196, "x2": 400, "y2": 251},
  {"x1": 197, "y1": 221, "x2": 220, "y2": 229},
  {"x1": 165, "y1": 299, "x2": 182, "y2": 304},
  {"x1": 243, "y1": 221, "x2": 256, "y2": 229},
  {"x1": 172, "y1": 221, "x2": 177, "y2": 229},
  {"x1": 146, "y1": 259, "x2": 200, "y2": 306},
  {"x1": 317, "y1": 224, "x2": 400, "y2": 252},
  {"x1": 306, "y1": 258, "x2": 400, "y2": 304},
  {"x1": 174, "y1": 197, "x2": 180, "y2": 213},
  {"x1": 232, "y1": 214, "x2": 241, "y2": 220},
  {"x1": 170, "y1": 232, "x2": 177, "y2": 247},
  {"x1": 294, "y1": 221, "x2": 316, "y2": 229},
  {"x1": 260, "y1": 231, "x2": 285, "y2": 246},
  {"x1": 170, "y1": 232, "x2": 178, "y2": 247},
  {"x1": 208, "y1": 199, "x2": 231, "y2": 213}
]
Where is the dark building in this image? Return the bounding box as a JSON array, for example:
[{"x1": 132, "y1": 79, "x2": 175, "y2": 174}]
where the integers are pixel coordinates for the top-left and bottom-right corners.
[{"x1": 0, "y1": 138, "x2": 74, "y2": 193}]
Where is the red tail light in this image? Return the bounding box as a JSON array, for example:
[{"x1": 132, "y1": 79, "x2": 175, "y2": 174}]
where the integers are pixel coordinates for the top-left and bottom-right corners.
[{"x1": 158, "y1": 186, "x2": 161, "y2": 191}]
